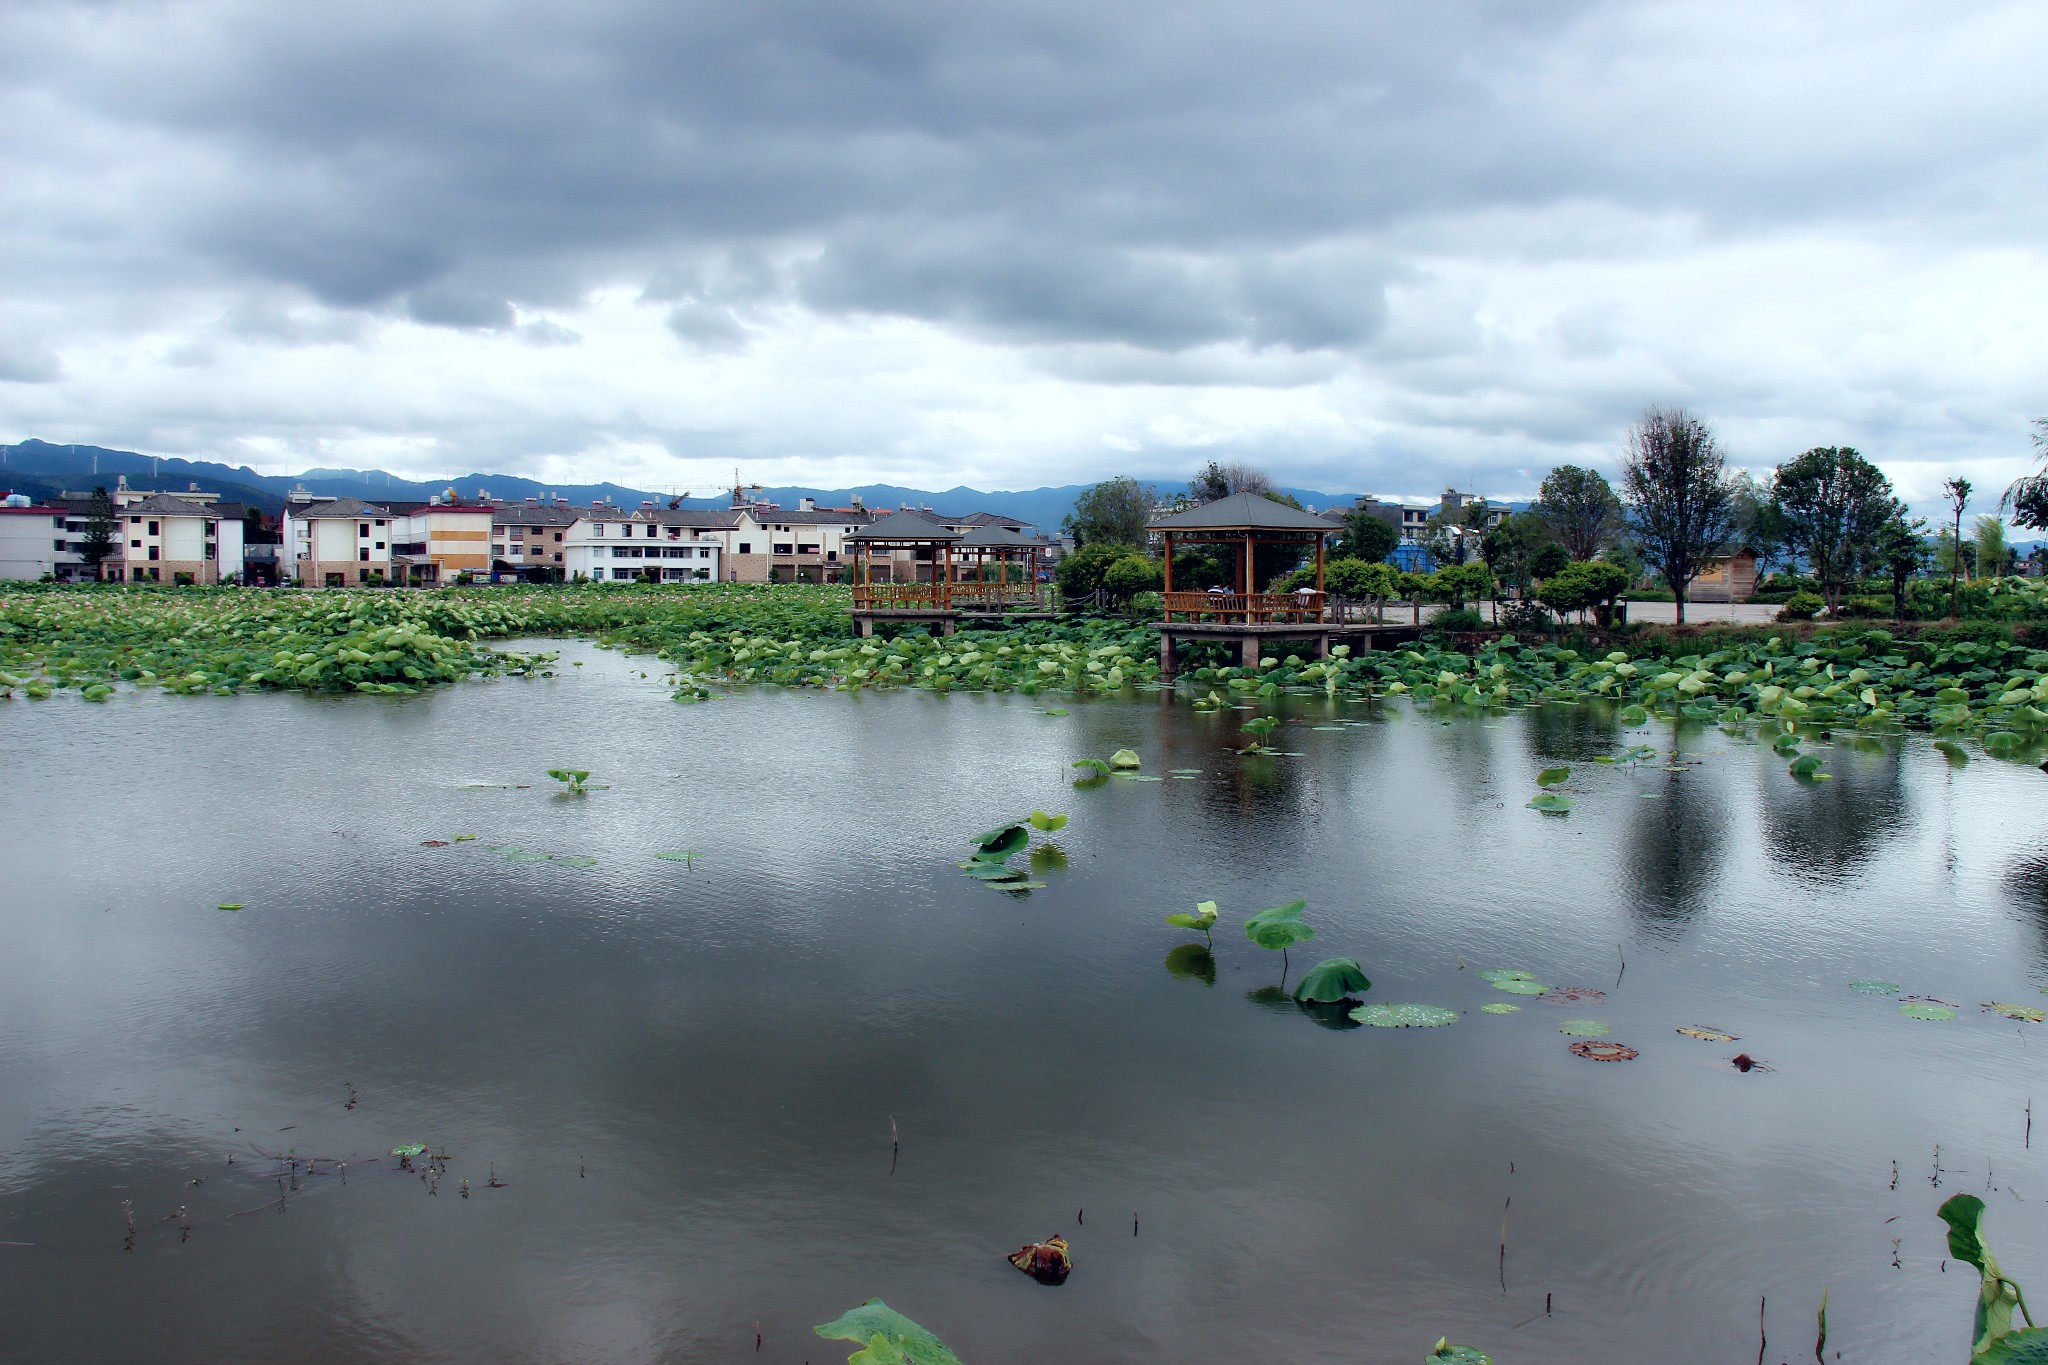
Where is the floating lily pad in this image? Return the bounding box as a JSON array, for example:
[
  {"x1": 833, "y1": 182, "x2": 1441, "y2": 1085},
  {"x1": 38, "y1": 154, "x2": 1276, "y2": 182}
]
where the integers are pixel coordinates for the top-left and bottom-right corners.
[
  {"x1": 503, "y1": 850, "x2": 551, "y2": 862},
  {"x1": 654, "y1": 850, "x2": 700, "y2": 863},
  {"x1": 1477, "y1": 969, "x2": 1534, "y2": 982},
  {"x1": 1676, "y1": 1026, "x2": 1738, "y2": 1042},
  {"x1": 548, "y1": 855, "x2": 597, "y2": 868},
  {"x1": 453, "y1": 833, "x2": 478, "y2": 842},
  {"x1": 1428, "y1": 1340, "x2": 1492, "y2": 1364},
  {"x1": 1351, "y1": 1002, "x2": 1458, "y2": 1027},
  {"x1": 1558, "y1": 1019, "x2": 1612, "y2": 1037},
  {"x1": 1899, "y1": 1002, "x2": 1957, "y2": 1021},
  {"x1": 1526, "y1": 792, "x2": 1573, "y2": 814},
  {"x1": 1569, "y1": 1040, "x2": 1639, "y2": 1061},
  {"x1": 216, "y1": 903, "x2": 243, "y2": 911},
  {"x1": 1492, "y1": 979, "x2": 1549, "y2": 995},
  {"x1": 1479, "y1": 1002, "x2": 1521, "y2": 1014},
  {"x1": 1536, "y1": 766, "x2": 1571, "y2": 787},
  {"x1": 1108, "y1": 748, "x2": 1142, "y2": 769},
  {"x1": 813, "y1": 1299, "x2": 963, "y2": 1365},
  {"x1": 1985, "y1": 1002, "x2": 2047, "y2": 1022},
  {"x1": 390, "y1": 1144, "x2": 427, "y2": 1158},
  {"x1": 1541, "y1": 986, "x2": 1607, "y2": 1005},
  {"x1": 1848, "y1": 980, "x2": 1901, "y2": 995}
]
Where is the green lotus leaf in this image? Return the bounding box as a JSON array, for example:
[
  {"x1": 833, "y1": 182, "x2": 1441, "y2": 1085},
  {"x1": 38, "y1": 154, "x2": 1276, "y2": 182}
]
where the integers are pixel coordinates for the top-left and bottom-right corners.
[
  {"x1": 1936, "y1": 740, "x2": 1971, "y2": 767},
  {"x1": 1245, "y1": 900, "x2": 1316, "y2": 950},
  {"x1": 1070, "y1": 758, "x2": 1111, "y2": 773},
  {"x1": 1558, "y1": 1019, "x2": 1611, "y2": 1037},
  {"x1": 390, "y1": 1144, "x2": 427, "y2": 1158},
  {"x1": 216, "y1": 902, "x2": 243, "y2": 911},
  {"x1": 1772, "y1": 734, "x2": 1803, "y2": 754},
  {"x1": 813, "y1": 1300, "x2": 963, "y2": 1365},
  {"x1": 1536, "y1": 765, "x2": 1570, "y2": 787},
  {"x1": 1974, "y1": 1328, "x2": 2048, "y2": 1363},
  {"x1": 1985, "y1": 1002, "x2": 2047, "y2": 1023},
  {"x1": 1352, "y1": 1002, "x2": 1458, "y2": 1027},
  {"x1": 548, "y1": 855, "x2": 597, "y2": 867},
  {"x1": 1849, "y1": 979, "x2": 1901, "y2": 995},
  {"x1": 1900, "y1": 1002, "x2": 1957, "y2": 1020},
  {"x1": 1027, "y1": 810, "x2": 1068, "y2": 833},
  {"x1": 961, "y1": 862, "x2": 1028, "y2": 882},
  {"x1": 1479, "y1": 1002, "x2": 1521, "y2": 1014},
  {"x1": 1492, "y1": 979, "x2": 1549, "y2": 995},
  {"x1": 1108, "y1": 748, "x2": 1142, "y2": 769},
  {"x1": 1619, "y1": 704, "x2": 1649, "y2": 725},
  {"x1": 1292, "y1": 958, "x2": 1372, "y2": 1003},
  {"x1": 1789, "y1": 753, "x2": 1825, "y2": 778},
  {"x1": 1526, "y1": 792, "x2": 1573, "y2": 813},
  {"x1": 1427, "y1": 1341, "x2": 1492, "y2": 1365},
  {"x1": 1477, "y1": 969, "x2": 1535, "y2": 982},
  {"x1": 654, "y1": 850, "x2": 700, "y2": 862},
  {"x1": 1936, "y1": 687, "x2": 1973, "y2": 704},
  {"x1": 972, "y1": 823, "x2": 1031, "y2": 858}
]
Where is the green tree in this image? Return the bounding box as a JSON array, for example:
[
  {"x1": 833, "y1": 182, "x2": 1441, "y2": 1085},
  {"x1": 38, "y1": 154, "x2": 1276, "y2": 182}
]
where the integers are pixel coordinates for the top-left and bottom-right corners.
[
  {"x1": 1769, "y1": 446, "x2": 1898, "y2": 616},
  {"x1": 1189, "y1": 460, "x2": 1273, "y2": 503},
  {"x1": 1055, "y1": 542, "x2": 1137, "y2": 598},
  {"x1": 1101, "y1": 553, "x2": 1162, "y2": 604},
  {"x1": 1731, "y1": 471, "x2": 1789, "y2": 575},
  {"x1": 1973, "y1": 515, "x2": 2009, "y2": 581},
  {"x1": 2000, "y1": 417, "x2": 2048, "y2": 530},
  {"x1": 1620, "y1": 405, "x2": 1737, "y2": 624},
  {"x1": 1063, "y1": 477, "x2": 1156, "y2": 549},
  {"x1": 1872, "y1": 513, "x2": 1927, "y2": 622},
  {"x1": 1334, "y1": 510, "x2": 1399, "y2": 564},
  {"x1": 77, "y1": 485, "x2": 117, "y2": 581},
  {"x1": 1530, "y1": 543, "x2": 1570, "y2": 580},
  {"x1": 1537, "y1": 559, "x2": 1631, "y2": 625},
  {"x1": 1942, "y1": 476, "x2": 1972, "y2": 616},
  {"x1": 1535, "y1": 465, "x2": 1624, "y2": 561},
  {"x1": 1481, "y1": 509, "x2": 1550, "y2": 597}
]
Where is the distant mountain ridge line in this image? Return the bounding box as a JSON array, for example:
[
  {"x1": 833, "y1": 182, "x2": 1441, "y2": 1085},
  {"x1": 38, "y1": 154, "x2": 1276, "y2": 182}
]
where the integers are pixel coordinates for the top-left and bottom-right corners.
[{"x1": 0, "y1": 438, "x2": 1383, "y2": 528}]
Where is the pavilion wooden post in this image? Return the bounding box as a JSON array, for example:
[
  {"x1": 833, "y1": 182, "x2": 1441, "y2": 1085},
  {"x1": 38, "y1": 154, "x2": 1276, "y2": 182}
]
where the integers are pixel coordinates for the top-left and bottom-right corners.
[
  {"x1": 1241, "y1": 535, "x2": 1254, "y2": 602},
  {"x1": 1163, "y1": 532, "x2": 1174, "y2": 601},
  {"x1": 1315, "y1": 535, "x2": 1326, "y2": 622}
]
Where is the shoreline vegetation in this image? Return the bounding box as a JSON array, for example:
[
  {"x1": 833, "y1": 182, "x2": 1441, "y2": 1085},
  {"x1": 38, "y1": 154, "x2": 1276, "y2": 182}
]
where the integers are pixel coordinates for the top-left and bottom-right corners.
[{"x1": 2, "y1": 582, "x2": 2046, "y2": 760}]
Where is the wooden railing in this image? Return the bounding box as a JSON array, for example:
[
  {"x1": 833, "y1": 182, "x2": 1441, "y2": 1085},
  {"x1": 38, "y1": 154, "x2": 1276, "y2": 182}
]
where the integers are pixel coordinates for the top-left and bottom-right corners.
[
  {"x1": 952, "y1": 581, "x2": 1044, "y2": 608},
  {"x1": 1161, "y1": 590, "x2": 1327, "y2": 624},
  {"x1": 852, "y1": 583, "x2": 948, "y2": 610}
]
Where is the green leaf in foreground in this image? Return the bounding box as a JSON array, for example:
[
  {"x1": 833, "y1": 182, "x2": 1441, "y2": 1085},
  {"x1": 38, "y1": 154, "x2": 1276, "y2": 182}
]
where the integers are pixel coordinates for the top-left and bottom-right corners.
[
  {"x1": 1900, "y1": 1002, "x2": 1957, "y2": 1020},
  {"x1": 813, "y1": 1299, "x2": 964, "y2": 1365},
  {"x1": 1244, "y1": 899, "x2": 1316, "y2": 951},
  {"x1": 1526, "y1": 792, "x2": 1573, "y2": 813},
  {"x1": 1536, "y1": 765, "x2": 1570, "y2": 787},
  {"x1": 1070, "y1": 758, "x2": 1111, "y2": 774},
  {"x1": 1352, "y1": 1002, "x2": 1458, "y2": 1027},
  {"x1": 216, "y1": 903, "x2": 243, "y2": 911},
  {"x1": 1427, "y1": 1340, "x2": 1492, "y2": 1365},
  {"x1": 1291, "y1": 958, "x2": 1372, "y2": 1003},
  {"x1": 1108, "y1": 748, "x2": 1142, "y2": 769},
  {"x1": 971, "y1": 823, "x2": 1031, "y2": 859},
  {"x1": 1939, "y1": 1193, "x2": 2045, "y2": 1361},
  {"x1": 1027, "y1": 810, "x2": 1068, "y2": 833}
]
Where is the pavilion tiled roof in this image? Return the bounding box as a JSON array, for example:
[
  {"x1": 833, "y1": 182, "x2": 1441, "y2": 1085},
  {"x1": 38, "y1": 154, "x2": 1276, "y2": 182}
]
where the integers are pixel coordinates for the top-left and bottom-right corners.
[{"x1": 1147, "y1": 491, "x2": 1339, "y2": 533}]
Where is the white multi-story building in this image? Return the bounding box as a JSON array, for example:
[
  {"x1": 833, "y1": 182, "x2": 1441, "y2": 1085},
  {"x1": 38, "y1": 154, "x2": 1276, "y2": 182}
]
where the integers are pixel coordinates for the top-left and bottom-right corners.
[
  {"x1": 563, "y1": 504, "x2": 723, "y2": 583},
  {"x1": 281, "y1": 495, "x2": 394, "y2": 587},
  {"x1": 0, "y1": 498, "x2": 90, "y2": 580},
  {"x1": 101, "y1": 494, "x2": 246, "y2": 583}
]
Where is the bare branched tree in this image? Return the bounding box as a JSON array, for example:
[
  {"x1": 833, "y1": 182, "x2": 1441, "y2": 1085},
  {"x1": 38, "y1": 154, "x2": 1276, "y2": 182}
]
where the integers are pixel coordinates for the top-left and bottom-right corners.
[
  {"x1": 1189, "y1": 460, "x2": 1274, "y2": 503},
  {"x1": 1619, "y1": 406, "x2": 1737, "y2": 625}
]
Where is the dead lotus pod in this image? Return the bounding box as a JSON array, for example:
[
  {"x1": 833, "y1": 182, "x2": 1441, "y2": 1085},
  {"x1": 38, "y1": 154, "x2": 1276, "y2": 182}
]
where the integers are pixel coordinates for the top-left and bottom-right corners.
[
  {"x1": 1569, "y1": 1040, "x2": 1638, "y2": 1062},
  {"x1": 1007, "y1": 1234, "x2": 1072, "y2": 1285}
]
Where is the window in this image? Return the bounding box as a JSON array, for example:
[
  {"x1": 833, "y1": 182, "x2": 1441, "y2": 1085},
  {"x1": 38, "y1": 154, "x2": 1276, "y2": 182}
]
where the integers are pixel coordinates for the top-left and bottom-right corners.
[
  {"x1": 613, "y1": 547, "x2": 628, "y2": 559},
  {"x1": 359, "y1": 523, "x2": 369, "y2": 537},
  {"x1": 358, "y1": 569, "x2": 368, "y2": 582},
  {"x1": 613, "y1": 567, "x2": 635, "y2": 580},
  {"x1": 147, "y1": 521, "x2": 159, "y2": 535},
  {"x1": 51, "y1": 516, "x2": 63, "y2": 528},
  {"x1": 359, "y1": 548, "x2": 370, "y2": 562},
  {"x1": 131, "y1": 539, "x2": 142, "y2": 548},
  {"x1": 553, "y1": 532, "x2": 562, "y2": 542},
  {"x1": 148, "y1": 546, "x2": 160, "y2": 561},
  {"x1": 509, "y1": 527, "x2": 523, "y2": 538},
  {"x1": 492, "y1": 544, "x2": 506, "y2": 556},
  {"x1": 774, "y1": 543, "x2": 793, "y2": 555},
  {"x1": 553, "y1": 553, "x2": 562, "y2": 562},
  {"x1": 374, "y1": 541, "x2": 385, "y2": 550},
  {"x1": 644, "y1": 524, "x2": 656, "y2": 537},
  {"x1": 130, "y1": 516, "x2": 141, "y2": 525},
  {"x1": 592, "y1": 524, "x2": 604, "y2": 537},
  {"x1": 54, "y1": 539, "x2": 66, "y2": 551},
  {"x1": 699, "y1": 548, "x2": 711, "y2": 559},
  {"x1": 374, "y1": 519, "x2": 385, "y2": 527},
  {"x1": 738, "y1": 541, "x2": 751, "y2": 554}
]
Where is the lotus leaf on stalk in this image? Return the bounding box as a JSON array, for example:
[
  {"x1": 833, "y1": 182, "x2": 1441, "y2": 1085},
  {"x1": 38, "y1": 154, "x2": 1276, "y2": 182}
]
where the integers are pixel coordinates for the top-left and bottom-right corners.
[
  {"x1": 1291, "y1": 958, "x2": 1372, "y2": 1004},
  {"x1": 1938, "y1": 1194, "x2": 2048, "y2": 1362},
  {"x1": 1165, "y1": 899, "x2": 1220, "y2": 948},
  {"x1": 812, "y1": 1299, "x2": 964, "y2": 1365}
]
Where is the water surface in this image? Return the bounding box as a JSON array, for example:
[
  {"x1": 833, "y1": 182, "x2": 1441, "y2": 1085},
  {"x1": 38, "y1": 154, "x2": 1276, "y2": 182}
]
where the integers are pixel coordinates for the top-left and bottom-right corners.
[{"x1": 3, "y1": 638, "x2": 2046, "y2": 1363}]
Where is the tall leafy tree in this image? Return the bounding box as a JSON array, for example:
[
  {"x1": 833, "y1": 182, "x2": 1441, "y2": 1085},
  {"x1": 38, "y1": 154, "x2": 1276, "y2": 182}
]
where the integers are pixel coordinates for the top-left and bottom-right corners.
[
  {"x1": 1730, "y1": 471, "x2": 1789, "y2": 576},
  {"x1": 1872, "y1": 512, "x2": 1928, "y2": 622},
  {"x1": 1334, "y1": 510, "x2": 1399, "y2": 564},
  {"x1": 77, "y1": 485, "x2": 117, "y2": 581},
  {"x1": 2000, "y1": 418, "x2": 2048, "y2": 529},
  {"x1": 1188, "y1": 460, "x2": 1273, "y2": 503},
  {"x1": 1973, "y1": 515, "x2": 2010, "y2": 579},
  {"x1": 1769, "y1": 446, "x2": 1898, "y2": 615},
  {"x1": 1942, "y1": 476, "x2": 1973, "y2": 616},
  {"x1": 1062, "y1": 477, "x2": 1156, "y2": 549},
  {"x1": 1535, "y1": 465, "x2": 1624, "y2": 561},
  {"x1": 1619, "y1": 406, "x2": 1737, "y2": 624}
]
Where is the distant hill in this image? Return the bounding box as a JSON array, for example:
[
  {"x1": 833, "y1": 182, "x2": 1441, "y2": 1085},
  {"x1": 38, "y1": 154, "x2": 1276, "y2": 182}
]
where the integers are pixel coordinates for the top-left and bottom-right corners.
[{"x1": 0, "y1": 438, "x2": 1370, "y2": 530}]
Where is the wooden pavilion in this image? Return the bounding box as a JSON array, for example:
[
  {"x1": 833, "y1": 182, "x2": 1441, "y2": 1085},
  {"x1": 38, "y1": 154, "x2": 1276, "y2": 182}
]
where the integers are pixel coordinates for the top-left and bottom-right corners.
[
  {"x1": 1148, "y1": 492, "x2": 1354, "y2": 676},
  {"x1": 952, "y1": 523, "x2": 1046, "y2": 610},
  {"x1": 844, "y1": 510, "x2": 1053, "y2": 635}
]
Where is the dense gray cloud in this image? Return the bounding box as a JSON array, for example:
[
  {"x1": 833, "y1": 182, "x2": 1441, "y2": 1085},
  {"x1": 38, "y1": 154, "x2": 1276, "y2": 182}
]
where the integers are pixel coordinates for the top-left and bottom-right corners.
[{"x1": 0, "y1": 0, "x2": 2043, "y2": 505}]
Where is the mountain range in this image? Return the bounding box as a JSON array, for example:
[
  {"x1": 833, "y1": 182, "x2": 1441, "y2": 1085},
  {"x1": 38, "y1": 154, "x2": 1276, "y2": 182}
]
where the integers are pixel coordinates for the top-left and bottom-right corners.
[{"x1": 0, "y1": 439, "x2": 1370, "y2": 530}]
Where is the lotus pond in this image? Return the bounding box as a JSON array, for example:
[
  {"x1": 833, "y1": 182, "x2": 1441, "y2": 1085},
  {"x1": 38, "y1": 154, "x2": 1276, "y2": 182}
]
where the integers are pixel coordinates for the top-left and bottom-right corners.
[{"x1": 4, "y1": 616, "x2": 2048, "y2": 1362}]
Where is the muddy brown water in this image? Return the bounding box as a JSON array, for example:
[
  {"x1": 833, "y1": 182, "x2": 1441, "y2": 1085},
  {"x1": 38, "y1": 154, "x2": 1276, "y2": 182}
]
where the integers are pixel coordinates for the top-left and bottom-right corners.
[{"x1": 2, "y1": 637, "x2": 2045, "y2": 1363}]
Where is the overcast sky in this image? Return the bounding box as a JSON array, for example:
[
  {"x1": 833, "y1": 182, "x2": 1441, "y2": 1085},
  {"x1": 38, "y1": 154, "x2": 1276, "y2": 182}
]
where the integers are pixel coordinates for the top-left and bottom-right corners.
[{"x1": 3, "y1": 0, "x2": 2043, "y2": 510}]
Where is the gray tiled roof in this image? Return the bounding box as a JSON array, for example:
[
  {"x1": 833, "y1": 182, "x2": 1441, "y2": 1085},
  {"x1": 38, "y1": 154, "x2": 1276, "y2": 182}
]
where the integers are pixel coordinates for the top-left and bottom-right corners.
[
  {"x1": 1148, "y1": 491, "x2": 1339, "y2": 533},
  {"x1": 956, "y1": 523, "x2": 1040, "y2": 548},
  {"x1": 119, "y1": 494, "x2": 226, "y2": 517},
  {"x1": 291, "y1": 496, "x2": 392, "y2": 519},
  {"x1": 845, "y1": 509, "x2": 962, "y2": 542}
]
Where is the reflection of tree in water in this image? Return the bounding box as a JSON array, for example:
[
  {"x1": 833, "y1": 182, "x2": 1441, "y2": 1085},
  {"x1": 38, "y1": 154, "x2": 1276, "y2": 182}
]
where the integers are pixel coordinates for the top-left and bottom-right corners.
[
  {"x1": 1756, "y1": 740, "x2": 1910, "y2": 884},
  {"x1": 1524, "y1": 700, "x2": 1627, "y2": 763},
  {"x1": 1621, "y1": 758, "x2": 1728, "y2": 941},
  {"x1": 2001, "y1": 845, "x2": 2048, "y2": 970}
]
